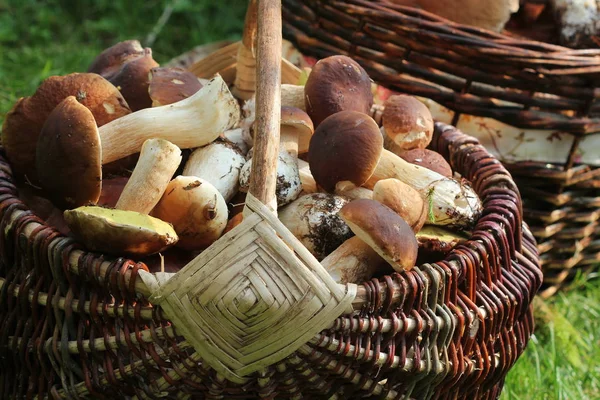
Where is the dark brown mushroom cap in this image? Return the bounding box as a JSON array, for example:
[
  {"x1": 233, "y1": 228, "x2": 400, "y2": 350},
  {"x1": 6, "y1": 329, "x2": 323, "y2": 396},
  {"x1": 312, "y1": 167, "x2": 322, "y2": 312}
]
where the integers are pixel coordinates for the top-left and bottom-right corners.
[
  {"x1": 304, "y1": 55, "x2": 373, "y2": 127},
  {"x1": 399, "y1": 148, "x2": 453, "y2": 178},
  {"x1": 148, "y1": 67, "x2": 203, "y2": 107},
  {"x1": 1, "y1": 73, "x2": 130, "y2": 183},
  {"x1": 308, "y1": 111, "x2": 382, "y2": 193},
  {"x1": 36, "y1": 96, "x2": 102, "y2": 210},
  {"x1": 340, "y1": 198, "x2": 418, "y2": 272},
  {"x1": 88, "y1": 40, "x2": 145, "y2": 80},
  {"x1": 108, "y1": 48, "x2": 159, "y2": 111},
  {"x1": 382, "y1": 95, "x2": 434, "y2": 150}
]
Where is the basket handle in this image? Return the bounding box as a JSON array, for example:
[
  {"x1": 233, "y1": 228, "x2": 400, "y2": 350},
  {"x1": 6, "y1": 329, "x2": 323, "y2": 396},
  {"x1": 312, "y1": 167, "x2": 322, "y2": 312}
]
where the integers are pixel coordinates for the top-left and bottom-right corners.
[{"x1": 246, "y1": 0, "x2": 282, "y2": 212}]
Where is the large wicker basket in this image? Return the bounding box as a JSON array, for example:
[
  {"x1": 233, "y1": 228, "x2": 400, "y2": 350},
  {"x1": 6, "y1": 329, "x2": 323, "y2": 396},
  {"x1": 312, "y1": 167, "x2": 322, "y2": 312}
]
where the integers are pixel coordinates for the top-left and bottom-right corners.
[
  {"x1": 0, "y1": 1, "x2": 541, "y2": 398},
  {"x1": 281, "y1": 0, "x2": 600, "y2": 298}
]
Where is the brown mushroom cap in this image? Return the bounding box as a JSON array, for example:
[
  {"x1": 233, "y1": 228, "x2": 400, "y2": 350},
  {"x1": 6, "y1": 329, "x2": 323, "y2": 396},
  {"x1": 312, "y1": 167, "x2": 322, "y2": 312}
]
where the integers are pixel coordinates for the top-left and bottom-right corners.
[
  {"x1": 36, "y1": 96, "x2": 102, "y2": 210},
  {"x1": 108, "y1": 48, "x2": 159, "y2": 111},
  {"x1": 281, "y1": 106, "x2": 314, "y2": 154},
  {"x1": 399, "y1": 148, "x2": 453, "y2": 178},
  {"x1": 304, "y1": 55, "x2": 373, "y2": 127},
  {"x1": 64, "y1": 206, "x2": 178, "y2": 257},
  {"x1": 88, "y1": 40, "x2": 145, "y2": 80},
  {"x1": 340, "y1": 199, "x2": 418, "y2": 272},
  {"x1": 308, "y1": 110, "x2": 382, "y2": 192},
  {"x1": 1, "y1": 72, "x2": 130, "y2": 183},
  {"x1": 382, "y1": 95, "x2": 434, "y2": 150},
  {"x1": 148, "y1": 67, "x2": 203, "y2": 107},
  {"x1": 372, "y1": 178, "x2": 427, "y2": 232}
]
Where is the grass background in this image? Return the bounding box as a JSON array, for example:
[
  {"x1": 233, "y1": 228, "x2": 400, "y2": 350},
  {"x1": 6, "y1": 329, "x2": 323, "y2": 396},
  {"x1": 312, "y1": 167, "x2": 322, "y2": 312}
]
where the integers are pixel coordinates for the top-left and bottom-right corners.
[{"x1": 1, "y1": 1, "x2": 599, "y2": 399}]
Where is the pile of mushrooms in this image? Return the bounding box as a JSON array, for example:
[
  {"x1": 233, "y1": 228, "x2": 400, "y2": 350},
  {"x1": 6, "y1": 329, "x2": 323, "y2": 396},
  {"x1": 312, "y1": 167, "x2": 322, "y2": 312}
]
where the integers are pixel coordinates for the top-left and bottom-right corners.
[{"x1": 2, "y1": 41, "x2": 481, "y2": 281}]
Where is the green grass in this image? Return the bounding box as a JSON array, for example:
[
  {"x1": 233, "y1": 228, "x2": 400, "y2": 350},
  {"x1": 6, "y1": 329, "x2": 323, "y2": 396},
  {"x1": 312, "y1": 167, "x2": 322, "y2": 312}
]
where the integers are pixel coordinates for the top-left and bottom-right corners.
[
  {"x1": 2, "y1": 1, "x2": 600, "y2": 399},
  {"x1": 502, "y1": 275, "x2": 600, "y2": 400},
  {"x1": 0, "y1": 0, "x2": 248, "y2": 126}
]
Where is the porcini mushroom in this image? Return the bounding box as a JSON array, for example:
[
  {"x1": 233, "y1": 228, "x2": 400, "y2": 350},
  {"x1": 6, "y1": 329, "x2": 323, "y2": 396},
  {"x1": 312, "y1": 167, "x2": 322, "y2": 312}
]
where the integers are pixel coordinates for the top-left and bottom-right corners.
[
  {"x1": 1, "y1": 72, "x2": 131, "y2": 183},
  {"x1": 65, "y1": 140, "x2": 187, "y2": 259},
  {"x1": 339, "y1": 199, "x2": 418, "y2": 272},
  {"x1": 308, "y1": 111, "x2": 482, "y2": 228},
  {"x1": 304, "y1": 55, "x2": 373, "y2": 127},
  {"x1": 152, "y1": 176, "x2": 228, "y2": 250},
  {"x1": 36, "y1": 75, "x2": 240, "y2": 209},
  {"x1": 107, "y1": 48, "x2": 159, "y2": 111},
  {"x1": 182, "y1": 140, "x2": 246, "y2": 202},
  {"x1": 148, "y1": 67, "x2": 203, "y2": 107},
  {"x1": 278, "y1": 193, "x2": 354, "y2": 260},
  {"x1": 64, "y1": 206, "x2": 178, "y2": 257},
  {"x1": 115, "y1": 138, "x2": 182, "y2": 214},
  {"x1": 382, "y1": 95, "x2": 434, "y2": 152}
]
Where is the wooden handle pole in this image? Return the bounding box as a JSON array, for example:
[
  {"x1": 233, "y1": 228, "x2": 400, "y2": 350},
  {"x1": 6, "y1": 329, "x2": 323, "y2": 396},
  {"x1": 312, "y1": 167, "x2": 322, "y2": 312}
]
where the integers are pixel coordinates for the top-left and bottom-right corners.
[{"x1": 248, "y1": 0, "x2": 282, "y2": 211}]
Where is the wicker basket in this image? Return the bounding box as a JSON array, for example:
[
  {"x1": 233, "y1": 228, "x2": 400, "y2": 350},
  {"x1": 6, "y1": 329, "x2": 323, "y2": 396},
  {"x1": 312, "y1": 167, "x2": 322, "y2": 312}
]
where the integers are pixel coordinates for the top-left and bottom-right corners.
[
  {"x1": 0, "y1": 1, "x2": 541, "y2": 398},
  {"x1": 281, "y1": 0, "x2": 600, "y2": 298}
]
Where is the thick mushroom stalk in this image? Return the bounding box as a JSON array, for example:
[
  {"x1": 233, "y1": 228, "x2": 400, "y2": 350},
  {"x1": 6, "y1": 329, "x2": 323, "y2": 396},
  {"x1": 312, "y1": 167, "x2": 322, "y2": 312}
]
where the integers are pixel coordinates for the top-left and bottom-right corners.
[
  {"x1": 152, "y1": 176, "x2": 228, "y2": 251},
  {"x1": 182, "y1": 140, "x2": 246, "y2": 203},
  {"x1": 297, "y1": 159, "x2": 317, "y2": 194},
  {"x1": 364, "y1": 150, "x2": 481, "y2": 227},
  {"x1": 115, "y1": 138, "x2": 182, "y2": 214},
  {"x1": 321, "y1": 236, "x2": 384, "y2": 284},
  {"x1": 98, "y1": 74, "x2": 240, "y2": 164},
  {"x1": 309, "y1": 111, "x2": 482, "y2": 228},
  {"x1": 278, "y1": 193, "x2": 353, "y2": 260},
  {"x1": 281, "y1": 84, "x2": 305, "y2": 110},
  {"x1": 239, "y1": 151, "x2": 302, "y2": 207}
]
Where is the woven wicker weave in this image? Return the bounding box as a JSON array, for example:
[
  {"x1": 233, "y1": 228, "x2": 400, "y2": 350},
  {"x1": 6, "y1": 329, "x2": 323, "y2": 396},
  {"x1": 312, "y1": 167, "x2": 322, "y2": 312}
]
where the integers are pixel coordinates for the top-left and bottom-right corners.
[
  {"x1": 0, "y1": 1, "x2": 541, "y2": 398},
  {"x1": 281, "y1": 0, "x2": 600, "y2": 298}
]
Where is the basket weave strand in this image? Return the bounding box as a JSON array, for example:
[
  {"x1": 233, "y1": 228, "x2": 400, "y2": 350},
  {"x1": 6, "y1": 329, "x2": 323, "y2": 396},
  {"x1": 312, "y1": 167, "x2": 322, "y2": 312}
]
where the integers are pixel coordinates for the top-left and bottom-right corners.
[
  {"x1": 0, "y1": 118, "x2": 541, "y2": 398},
  {"x1": 281, "y1": 0, "x2": 598, "y2": 298}
]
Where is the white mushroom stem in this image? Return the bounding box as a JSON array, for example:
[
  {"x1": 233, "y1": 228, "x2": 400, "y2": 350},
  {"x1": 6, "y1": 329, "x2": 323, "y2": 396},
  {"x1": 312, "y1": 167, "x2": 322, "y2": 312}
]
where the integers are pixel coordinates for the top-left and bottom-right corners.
[
  {"x1": 334, "y1": 184, "x2": 373, "y2": 200},
  {"x1": 239, "y1": 151, "x2": 302, "y2": 207},
  {"x1": 365, "y1": 149, "x2": 482, "y2": 228},
  {"x1": 281, "y1": 84, "x2": 305, "y2": 110},
  {"x1": 98, "y1": 74, "x2": 240, "y2": 164},
  {"x1": 280, "y1": 128, "x2": 299, "y2": 157},
  {"x1": 183, "y1": 141, "x2": 246, "y2": 203},
  {"x1": 152, "y1": 176, "x2": 228, "y2": 250},
  {"x1": 298, "y1": 159, "x2": 317, "y2": 193},
  {"x1": 321, "y1": 236, "x2": 384, "y2": 284},
  {"x1": 115, "y1": 138, "x2": 182, "y2": 214}
]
